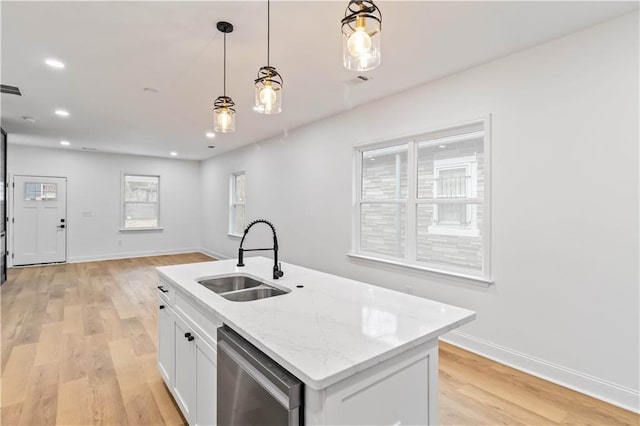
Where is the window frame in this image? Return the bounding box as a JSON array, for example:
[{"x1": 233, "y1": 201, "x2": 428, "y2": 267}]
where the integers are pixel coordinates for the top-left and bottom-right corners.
[
  {"x1": 120, "y1": 173, "x2": 162, "y2": 231},
  {"x1": 228, "y1": 171, "x2": 246, "y2": 237},
  {"x1": 350, "y1": 117, "x2": 492, "y2": 284}
]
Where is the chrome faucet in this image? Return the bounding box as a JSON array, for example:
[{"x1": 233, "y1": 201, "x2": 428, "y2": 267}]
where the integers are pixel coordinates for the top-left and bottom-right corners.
[{"x1": 236, "y1": 219, "x2": 284, "y2": 280}]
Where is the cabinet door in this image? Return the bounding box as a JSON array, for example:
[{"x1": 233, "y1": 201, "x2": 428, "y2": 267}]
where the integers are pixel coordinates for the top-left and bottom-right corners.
[
  {"x1": 157, "y1": 301, "x2": 174, "y2": 385},
  {"x1": 194, "y1": 337, "x2": 217, "y2": 426},
  {"x1": 173, "y1": 317, "x2": 196, "y2": 422}
]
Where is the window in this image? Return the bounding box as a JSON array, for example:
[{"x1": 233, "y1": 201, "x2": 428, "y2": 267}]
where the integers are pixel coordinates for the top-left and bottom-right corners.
[
  {"x1": 428, "y1": 156, "x2": 478, "y2": 236},
  {"x1": 229, "y1": 172, "x2": 245, "y2": 235},
  {"x1": 353, "y1": 118, "x2": 490, "y2": 281},
  {"x1": 24, "y1": 182, "x2": 57, "y2": 201},
  {"x1": 122, "y1": 174, "x2": 160, "y2": 229}
]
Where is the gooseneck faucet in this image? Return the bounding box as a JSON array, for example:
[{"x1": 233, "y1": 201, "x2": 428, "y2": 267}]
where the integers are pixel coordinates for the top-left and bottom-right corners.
[{"x1": 236, "y1": 219, "x2": 284, "y2": 279}]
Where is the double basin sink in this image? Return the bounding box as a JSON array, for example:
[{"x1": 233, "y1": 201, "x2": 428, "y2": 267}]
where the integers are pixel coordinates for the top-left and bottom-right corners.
[{"x1": 197, "y1": 275, "x2": 288, "y2": 302}]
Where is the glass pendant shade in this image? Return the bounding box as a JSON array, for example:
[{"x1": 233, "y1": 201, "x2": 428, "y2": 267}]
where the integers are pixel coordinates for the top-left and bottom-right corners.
[
  {"x1": 213, "y1": 21, "x2": 235, "y2": 133},
  {"x1": 254, "y1": 0, "x2": 283, "y2": 115},
  {"x1": 341, "y1": 0, "x2": 381, "y2": 72},
  {"x1": 213, "y1": 96, "x2": 236, "y2": 133},
  {"x1": 254, "y1": 66, "x2": 282, "y2": 114}
]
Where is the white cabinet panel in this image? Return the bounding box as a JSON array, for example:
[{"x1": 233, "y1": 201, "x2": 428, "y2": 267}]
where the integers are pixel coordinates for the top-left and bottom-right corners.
[
  {"x1": 158, "y1": 299, "x2": 174, "y2": 385},
  {"x1": 173, "y1": 316, "x2": 196, "y2": 422},
  {"x1": 195, "y1": 337, "x2": 217, "y2": 426}
]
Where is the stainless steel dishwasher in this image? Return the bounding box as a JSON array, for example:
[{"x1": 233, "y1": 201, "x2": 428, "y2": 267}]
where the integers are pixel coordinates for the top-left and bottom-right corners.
[{"x1": 217, "y1": 325, "x2": 303, "y2": 426}]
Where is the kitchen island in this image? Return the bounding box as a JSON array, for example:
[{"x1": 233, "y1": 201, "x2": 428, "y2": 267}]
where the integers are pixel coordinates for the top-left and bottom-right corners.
[{"x1": 156, "y1": 256, "x2": 475, "y2": 425}]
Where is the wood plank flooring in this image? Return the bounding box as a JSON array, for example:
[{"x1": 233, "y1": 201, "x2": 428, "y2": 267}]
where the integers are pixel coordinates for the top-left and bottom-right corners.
[{"x1": 1, "y1": 253, "x2": 638, "y2": 425}]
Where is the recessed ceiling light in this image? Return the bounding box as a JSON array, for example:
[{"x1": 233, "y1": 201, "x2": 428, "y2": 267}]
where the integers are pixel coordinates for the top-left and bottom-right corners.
[
  {"x1": 143, "y1": 87, "x2": 159, "y2": 93},
  {"x1": 45, "y1": 59, "x2": 65, "y2": 69},
  {"x1": 55, "y1": 109, "x2": 70, "y2": 117},
  {"x1": 22, "y1": 116, "x2": 36, "y2": 123},
  {"x1": 207, "y1": 145, "x2": 216, "y2": 149},
  {"x1": 170, "y1": 152, "x2": 178, "y2": 156},
  {"x1": 60, "y1": 140, "x2": 71, "y2": 146},
  {"x1": 438, "y1": 145, "x2": 446, "y2": 149},
  {"x1": 206, "y1": 132, "x2": 215, "y2": 139}
]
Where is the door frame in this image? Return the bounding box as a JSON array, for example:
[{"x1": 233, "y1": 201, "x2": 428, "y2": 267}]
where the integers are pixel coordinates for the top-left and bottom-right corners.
[{"x1": 9, "y1": 174, "x2": 68, "y2": 267}]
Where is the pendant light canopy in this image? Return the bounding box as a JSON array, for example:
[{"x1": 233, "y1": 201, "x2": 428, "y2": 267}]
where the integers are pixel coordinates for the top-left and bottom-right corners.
[
  {"x1": 341, "y1": 0, "x2": 382, "y2": 72},
  {"x1": 213, "y1": 21, "x2": 236, "y2": 133},
  {"x1": 254, "y1": 0, "x2": 283, "y2": 114}
]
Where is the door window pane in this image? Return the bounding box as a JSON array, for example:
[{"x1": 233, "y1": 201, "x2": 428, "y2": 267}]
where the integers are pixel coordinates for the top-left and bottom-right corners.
[
  {"x1": 24, "y1": 183, "x2": 57, "y2": 201},
  {"x1": 362, "y1": 145, "x2": 408, "y2": 199},
  {"x1": 361, "y1": 203, "x2": 406, "y2": 258}
]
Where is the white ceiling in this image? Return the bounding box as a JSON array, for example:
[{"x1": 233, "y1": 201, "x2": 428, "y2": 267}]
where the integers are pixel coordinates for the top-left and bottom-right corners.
[{"x1": 1, "y1": 1, "x2": 637, "y2": 160}]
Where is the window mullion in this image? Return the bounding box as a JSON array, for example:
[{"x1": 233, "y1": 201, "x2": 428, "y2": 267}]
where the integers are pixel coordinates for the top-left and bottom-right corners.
[{"x1": 406, "y1": 140, "x2": 417, "y2": 263}]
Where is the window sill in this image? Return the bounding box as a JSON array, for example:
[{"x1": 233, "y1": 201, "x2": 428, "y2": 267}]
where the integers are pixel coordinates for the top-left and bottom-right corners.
[
  {"x1": 119, "y1": 227, "x2": 164, "y2": 232},
  {"x1": 346, "y1": 252, "x2": 493, "y2": 286},
  {"x1": 227, "y1": 233, "x2": 242, "y2": 238}
]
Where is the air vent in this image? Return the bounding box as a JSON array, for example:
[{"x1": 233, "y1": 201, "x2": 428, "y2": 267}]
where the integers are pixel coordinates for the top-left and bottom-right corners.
[
  {"x1": 345, "y1": 75, "x2": 373, "y2": 86},
  {"x1": 1, "y1": 84, "x2": 22, "y2": 96}
]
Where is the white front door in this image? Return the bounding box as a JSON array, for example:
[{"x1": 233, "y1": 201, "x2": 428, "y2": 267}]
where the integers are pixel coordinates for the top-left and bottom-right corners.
[{"x1": 13, "y1": 175, "x2": 67, "y2": 265}]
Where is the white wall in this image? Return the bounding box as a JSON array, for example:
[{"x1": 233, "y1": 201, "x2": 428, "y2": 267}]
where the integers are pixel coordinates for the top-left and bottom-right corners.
[
  {"x1": 200, "y1": 12, "x2": 639, "y2": 411},
  {"x1": 8, "y1": 145, "x2": 202, "y2": 262}
]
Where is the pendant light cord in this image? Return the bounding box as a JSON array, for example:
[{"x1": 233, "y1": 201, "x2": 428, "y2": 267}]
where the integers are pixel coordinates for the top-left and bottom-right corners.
[
  {"x1": 267, "y1": 0, "x2": 270, "y2": 67},
  {"x1": 223, "y1": 32, "x2": 227, "y2": 97}
]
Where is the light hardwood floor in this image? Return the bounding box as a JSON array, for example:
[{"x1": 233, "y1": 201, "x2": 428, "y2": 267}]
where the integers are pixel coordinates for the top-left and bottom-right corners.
[{"x1": 1, "y1": 253, "x2": 638, "y2": 425}]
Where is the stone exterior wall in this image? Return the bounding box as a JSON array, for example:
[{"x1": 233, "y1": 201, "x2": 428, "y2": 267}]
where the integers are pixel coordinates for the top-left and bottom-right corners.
[{"x1": 361, "y1": 149, "x2": 407, "y2": 257}]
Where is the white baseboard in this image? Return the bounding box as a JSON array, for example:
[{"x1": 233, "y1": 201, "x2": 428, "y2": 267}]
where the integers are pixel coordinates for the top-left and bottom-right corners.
[
  {"x1": 441, "y1": 330, "x2": 640, "y2": 414},
  {"x1": 198, "y1": 247, "x2": 230, "y2": 260},
  {"x1": 67, "y1": 247, "x2": 203, "y2": 264}
]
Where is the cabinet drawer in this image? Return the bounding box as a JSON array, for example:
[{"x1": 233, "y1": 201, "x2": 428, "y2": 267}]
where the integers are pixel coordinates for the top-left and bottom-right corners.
[
  {"x1": 157, "y1": 278, "x2": 174, "y2": 305},
  {"x1": 175, "y1": 291, "x2": 222, "y2": 348}
]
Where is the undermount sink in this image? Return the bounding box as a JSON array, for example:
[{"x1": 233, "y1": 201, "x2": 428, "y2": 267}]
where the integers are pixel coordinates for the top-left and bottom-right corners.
[
  {"x1": 198, "y1": 276, "x2": 262, "y2": 294},
  {"x1": 196, "y1": 275, "x2": 289, "y2": 302},
  {"x1": 221, "y1": 287, "x2": 287, "y2": 302}
]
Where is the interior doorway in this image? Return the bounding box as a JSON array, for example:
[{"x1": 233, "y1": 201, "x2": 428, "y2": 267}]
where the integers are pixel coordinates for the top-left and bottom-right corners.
[{"x1": 12, "y1": 175, "x2": 67, "y2": 266}]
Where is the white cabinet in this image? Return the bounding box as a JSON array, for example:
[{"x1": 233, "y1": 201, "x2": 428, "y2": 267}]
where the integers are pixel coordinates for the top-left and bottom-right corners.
[{"x1": 157, "y1": 282, "x2": 217, "y2": 426}]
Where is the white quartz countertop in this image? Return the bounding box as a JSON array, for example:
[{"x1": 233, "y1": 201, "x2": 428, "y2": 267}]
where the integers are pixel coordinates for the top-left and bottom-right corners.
[{"x1": 157, "y1": 257, "x2": 475, "y2": 390}]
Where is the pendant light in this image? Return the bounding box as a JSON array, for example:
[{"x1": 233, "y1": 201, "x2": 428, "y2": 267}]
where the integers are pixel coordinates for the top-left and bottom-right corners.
[
  {"x1": 254, "y1": 0, "x2": 283, "y2": 114},
  {"x1": 213, "y1": 21, "x2": 236, "y2": 133},
  {"x1": 341, "y1": 0, "x2": 382, "y2": 72}
]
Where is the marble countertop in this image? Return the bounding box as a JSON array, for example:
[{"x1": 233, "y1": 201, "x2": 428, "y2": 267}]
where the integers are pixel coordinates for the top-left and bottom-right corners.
[{"x1": 157, "y1": 256, "x2": 475, "y2": 390}]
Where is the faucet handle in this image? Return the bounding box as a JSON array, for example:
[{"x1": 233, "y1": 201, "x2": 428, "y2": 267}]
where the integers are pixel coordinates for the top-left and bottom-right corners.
[{"x1": 274, "y1": 262, "x2": 284, "y2": 279}]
